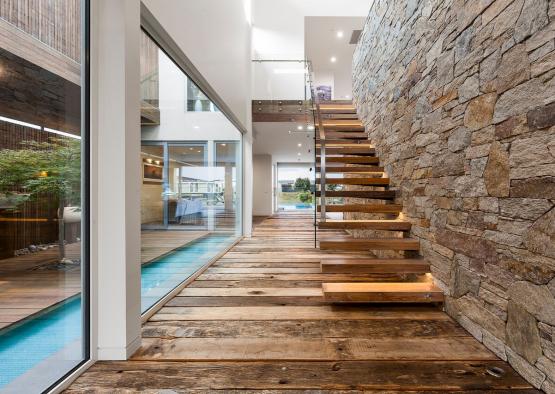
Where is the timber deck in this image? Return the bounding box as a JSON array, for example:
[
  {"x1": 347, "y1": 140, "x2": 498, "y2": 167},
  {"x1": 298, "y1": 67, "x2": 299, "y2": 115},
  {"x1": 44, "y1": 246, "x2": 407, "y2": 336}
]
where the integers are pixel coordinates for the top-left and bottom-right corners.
[
  {"x1": 66, "y1": 211, "x2": 538, "y2": 392},
  {"x1": 0, "y1": 231, "x2": 209, "y2": 330}
]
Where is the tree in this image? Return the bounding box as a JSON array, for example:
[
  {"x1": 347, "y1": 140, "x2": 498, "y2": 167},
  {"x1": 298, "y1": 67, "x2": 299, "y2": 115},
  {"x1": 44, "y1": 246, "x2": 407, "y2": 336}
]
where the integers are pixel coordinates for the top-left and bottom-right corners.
[
  {"x1": 0, "y1": 138, "x2": 81, "y2": 261},
  {"x1": 294, "y1": 177, "x2": 311, "y2": 192},
  {"x1": 298, "y1": 191, "x2": 312, "y2": 204}
]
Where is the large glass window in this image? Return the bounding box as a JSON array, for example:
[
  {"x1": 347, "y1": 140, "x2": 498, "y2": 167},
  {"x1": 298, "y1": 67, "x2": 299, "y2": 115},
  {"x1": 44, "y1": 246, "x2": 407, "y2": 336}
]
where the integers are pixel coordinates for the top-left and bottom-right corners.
[
  {"x1": 276, "y1": 164, "x2": 315, "y2": 211},
  {"x1": 140, "y1": 31, "x2": 242, "y2": 313},
  {"x1": 0, "y1": 1, "x2": 88, "y2": 392}
]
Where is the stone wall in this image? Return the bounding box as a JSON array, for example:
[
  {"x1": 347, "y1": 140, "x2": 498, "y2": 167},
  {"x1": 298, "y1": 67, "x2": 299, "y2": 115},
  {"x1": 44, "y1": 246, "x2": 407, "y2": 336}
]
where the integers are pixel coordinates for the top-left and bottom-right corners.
[{"x1": 353, "y1": 0, "x2": 555, "y2": 391}]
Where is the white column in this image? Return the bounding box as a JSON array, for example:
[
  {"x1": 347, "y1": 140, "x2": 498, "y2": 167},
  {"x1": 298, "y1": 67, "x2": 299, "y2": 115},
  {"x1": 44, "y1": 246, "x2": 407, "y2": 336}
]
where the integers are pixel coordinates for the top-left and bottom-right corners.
[
  {"x1": 207, "y1": 142, "x2": 215, "y2": 231},
  {"x1": 242, "y1": 133, "x2": 253, "y2": 237},
  {"x1": 90, "y1": 0, "x2": 142, "y2": 360}
]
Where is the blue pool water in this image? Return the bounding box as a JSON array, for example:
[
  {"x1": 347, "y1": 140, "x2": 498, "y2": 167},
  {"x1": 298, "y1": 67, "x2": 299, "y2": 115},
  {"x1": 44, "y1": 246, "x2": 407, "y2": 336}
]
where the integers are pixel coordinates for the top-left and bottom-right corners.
[
  {"x1": 0, "y1": 233, "x2": 236, "y2": 391},
  {"x1": 0, "y1": 296, "x2": 83, "y2": 391},
  {"x1": 141, "y1": 234, "x2": 237, "y2": 312}
]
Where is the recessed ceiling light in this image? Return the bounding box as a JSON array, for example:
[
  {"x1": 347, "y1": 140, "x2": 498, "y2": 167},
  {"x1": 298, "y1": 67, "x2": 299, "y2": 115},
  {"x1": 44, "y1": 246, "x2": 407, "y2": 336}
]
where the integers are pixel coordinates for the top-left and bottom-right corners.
[
  {"x1": 297, "y1": 152, "x2": 301, "y2": 156},
  {"x1": 330, "y1": 56, "x2": 337, "y2": 63},
  {"x1": 336, "y1": 31, "x2": 344, "y2": 38},
  {"x1": 297, "y1": 125, "x2": 303, "y2": 130},
  {"x1": 288, "y1": 130, "x2": 292, "y2": 134},
  {"x1": 193, "y1": 126, "x2": 200, "y2": 129},
  {"x1": 297, "y1": 143, "x2": 302, "y2": 147},
  {"x1": 307, "y1": 125, "x2": 314, "y2": 130},
  {"x1": 221, "y1": 143, "x2": 227, "y2": 146},
  {"x1": 345, "y1": 95, "x2": 351, "y2": 99}
]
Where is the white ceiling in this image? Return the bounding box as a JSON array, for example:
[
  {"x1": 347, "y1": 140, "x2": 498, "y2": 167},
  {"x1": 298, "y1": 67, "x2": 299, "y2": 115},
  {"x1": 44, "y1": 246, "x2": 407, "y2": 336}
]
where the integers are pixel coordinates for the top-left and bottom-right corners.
[
  {"x1": 252, "y1": 2, "x2": 369, "y2": 163},
  {"x1": 305, "y1": 16, "x2": 366, "y2": 99},
  {"x1": 253, "y1": 122, "x2": 315, "y2": 163}
]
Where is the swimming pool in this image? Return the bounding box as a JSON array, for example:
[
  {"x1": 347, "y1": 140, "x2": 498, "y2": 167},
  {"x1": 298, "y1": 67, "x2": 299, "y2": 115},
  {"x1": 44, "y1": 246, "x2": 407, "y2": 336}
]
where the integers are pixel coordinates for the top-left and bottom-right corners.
[
  {"x1": 141, "y1": 233, "x2": 237, "y2": 312},
  {"x1": 0, "y1": 297, "x2": 83, "y2": 393},
  {"x1": 0, "y1": 233, "x2": 237, "y2": 392}
]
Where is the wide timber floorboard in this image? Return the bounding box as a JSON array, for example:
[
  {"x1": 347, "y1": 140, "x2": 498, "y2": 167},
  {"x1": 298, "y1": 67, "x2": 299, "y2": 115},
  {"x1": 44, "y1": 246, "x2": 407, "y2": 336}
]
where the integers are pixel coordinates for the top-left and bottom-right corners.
[{"x1": 67, "y1": 212, "x2": 537, "y2": 393}]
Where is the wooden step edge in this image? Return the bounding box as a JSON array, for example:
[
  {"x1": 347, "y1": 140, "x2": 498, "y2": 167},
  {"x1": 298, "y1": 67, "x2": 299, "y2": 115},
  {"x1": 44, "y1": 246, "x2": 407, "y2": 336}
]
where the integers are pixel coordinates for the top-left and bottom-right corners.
[
  {"x1": 320, "y1": 258, "x2": 429, "y2": 273},
  {"x1": 316, "y1": 205, "x2": 402, "y2": 213},
  {"x1": 315, "y1": 191, "x2": 396, "y2": 199},
  {"x1": 319, "y1": 238, "x2": 420, "y2": 251},
  {"x1": 318, "y1": 220, "x2": 411, "y2": 230},
  {"x1": 316, "y1": 178, "x2": 389, "y2": 185},
  {"x1": 322, "y1": 282, "x2": 444, "y2": 303}
]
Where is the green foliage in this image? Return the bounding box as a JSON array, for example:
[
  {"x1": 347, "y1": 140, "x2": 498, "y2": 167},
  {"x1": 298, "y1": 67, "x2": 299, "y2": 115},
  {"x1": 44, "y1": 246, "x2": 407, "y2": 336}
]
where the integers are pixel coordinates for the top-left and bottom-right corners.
[
  {"x1": 0, "y1": 138, "x2": 81, "y2": 209},
  {"x1": 294, "y1": 177, "x2": 311, "y2": 192},
  {"x1": 298, "y1": 191, "x2": 312, "y2": 203}
]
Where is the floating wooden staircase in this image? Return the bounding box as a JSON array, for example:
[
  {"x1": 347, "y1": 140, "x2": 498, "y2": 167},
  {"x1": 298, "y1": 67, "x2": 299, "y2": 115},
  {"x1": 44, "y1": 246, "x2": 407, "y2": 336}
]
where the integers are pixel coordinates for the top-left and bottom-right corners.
[{"x1": 315, "y1": 101, "x2": 443, "y2": 304}]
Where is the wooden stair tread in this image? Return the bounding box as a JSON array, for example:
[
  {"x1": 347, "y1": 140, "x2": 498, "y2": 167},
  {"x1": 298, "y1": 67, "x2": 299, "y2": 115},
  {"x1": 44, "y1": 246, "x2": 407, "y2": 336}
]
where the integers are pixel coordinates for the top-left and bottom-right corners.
[
  {"x1": 319, "y1": 106, "x2": 356, "y2": 114},
  {"x1": 320, "y1": 132, "x2": 367, "y2": 139},
  {"x1": 316, "y1": 148, "x2": 375, "y2": 156},
  {"x1": 322, "y1": 282, "x2": 444, "y2": 303},
  {"x1": 316, "y1": 190, "x2": 395, "y2": 199},
  {"x1": 321, "y1": 258, "x2": 430, "y2": 273},
  {"x1": 319, "y1": 238, "x2": 420, "y2": 251},
  {"x1": 318, "y1": 220, "x2": 411, "y2": 230},
  {"x1": 317, "y1": 204, "x2": 401, "y2": 213},
  {"x1": 316, "y1": 177, "x2": 389, "y2": 185},
  {"x1": 325, "y1": 157, "x2": 380, "y2": 163},
  {"x1": 316, "y1": 166, "x2": 384, "y2": 173},
  {"x1": 317, "y1": 142, "x2": 373, "y2": 147}
]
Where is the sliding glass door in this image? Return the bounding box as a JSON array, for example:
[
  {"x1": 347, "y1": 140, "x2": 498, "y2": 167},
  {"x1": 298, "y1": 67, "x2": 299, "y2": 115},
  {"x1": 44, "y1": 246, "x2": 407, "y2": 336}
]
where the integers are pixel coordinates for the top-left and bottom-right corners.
[
  {"x1": 0, "y1": 1, "x2": 89, "y2": 392},
  {"x1": 139, "y1": 30, "x2": 243, "y2": 313}
]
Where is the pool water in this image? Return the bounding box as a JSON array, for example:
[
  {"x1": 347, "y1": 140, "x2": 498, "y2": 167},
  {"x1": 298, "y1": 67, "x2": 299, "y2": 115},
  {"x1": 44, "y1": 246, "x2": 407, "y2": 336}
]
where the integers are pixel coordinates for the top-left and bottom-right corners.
[
  {"x1": 141, "y1": 233, "x2": 237, "y2": 312},
  {"x1": 0, "y1": 233, "x2": 236, "y2": 391},
  {"x1": 0, "y1": 297, "x2": 83, "y2": 392}
]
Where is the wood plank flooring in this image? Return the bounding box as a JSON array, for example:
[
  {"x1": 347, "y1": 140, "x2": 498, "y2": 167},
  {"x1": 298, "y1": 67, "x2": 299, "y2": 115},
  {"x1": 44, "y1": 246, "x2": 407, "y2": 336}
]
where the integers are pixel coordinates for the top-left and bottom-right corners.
[
  {"x1": 0, "y1": 231, "x2": 208, "y2": 330},
  {"x1": 67, "y1": 211, "x2": 538, "y2": 393}
]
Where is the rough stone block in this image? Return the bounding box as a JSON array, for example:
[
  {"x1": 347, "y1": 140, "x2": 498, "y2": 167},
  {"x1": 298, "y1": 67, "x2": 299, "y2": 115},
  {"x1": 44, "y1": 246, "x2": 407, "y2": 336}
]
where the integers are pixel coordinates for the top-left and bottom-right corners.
[
  {"x1": 484, "y1": 141, "x2": 510, "y2": 197},
  {"x1": 506, "y1": 347, "x2": 546, "y2": 388},
  {"x1": 464, "y1": 93, "x2": 497, "y2": 130},
  {"x1": 508, "y1": 281, "x2": 555, "y2": 325},
  {"x1": 523, "y1": 207, "x2": 555, "y2": 258},
  {"x1": 527, "y1": 101, "x2": 555, "y2": 129},
  {"x1": 506, "y1": 301, "x2": 543, "y2": 363}
]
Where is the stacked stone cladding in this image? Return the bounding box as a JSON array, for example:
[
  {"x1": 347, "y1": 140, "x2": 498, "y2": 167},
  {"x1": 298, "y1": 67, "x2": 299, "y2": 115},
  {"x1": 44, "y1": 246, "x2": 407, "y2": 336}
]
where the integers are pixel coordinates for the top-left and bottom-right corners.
[{"x1": 352, "y1": 0, "x2": 555, "y2": 390}]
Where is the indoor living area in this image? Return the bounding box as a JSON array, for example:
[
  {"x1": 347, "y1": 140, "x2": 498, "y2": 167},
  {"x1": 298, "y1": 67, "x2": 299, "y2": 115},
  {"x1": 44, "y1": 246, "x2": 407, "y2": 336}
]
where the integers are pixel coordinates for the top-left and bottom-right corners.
[{"x1": 1, "y1": 0, "x2": 554, "y2": 393}]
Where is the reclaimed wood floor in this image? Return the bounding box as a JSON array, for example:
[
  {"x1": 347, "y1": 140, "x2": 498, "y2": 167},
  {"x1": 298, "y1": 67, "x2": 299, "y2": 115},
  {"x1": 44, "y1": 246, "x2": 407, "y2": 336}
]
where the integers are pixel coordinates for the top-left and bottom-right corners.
[{"x1": 67, "y1": 212, "x2": 538, "y2": 393}]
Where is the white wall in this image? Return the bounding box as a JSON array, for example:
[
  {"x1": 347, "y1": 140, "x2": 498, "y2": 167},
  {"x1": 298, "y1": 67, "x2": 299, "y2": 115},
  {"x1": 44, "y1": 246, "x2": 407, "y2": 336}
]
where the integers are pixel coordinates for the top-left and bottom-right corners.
[
  {"x1": 142, "y1": 0, "x2": 252, "y2": 131},
  {"x1": 141, "y1": 51, "x2": 241, "y2": 142},
  {"x1": 252, "y1": 0, "x2": 370, "y2": 59},
  {"x1": 253, "y1": 154, "x2": 273, "y2": 215}
]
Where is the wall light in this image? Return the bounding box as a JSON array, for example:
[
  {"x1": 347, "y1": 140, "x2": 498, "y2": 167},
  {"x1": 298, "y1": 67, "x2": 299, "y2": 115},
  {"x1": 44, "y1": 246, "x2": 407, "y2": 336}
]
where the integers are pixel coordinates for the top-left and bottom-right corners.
[
  {"x1": 297, "y1": 143, "x2": 302, "y2": 147},
  {"x1": 330, "y1": 56, "x2": 337, "y2": 63},
  {"x1": 336, "y1": 31, "x2": 344, "y2": 38},
  {"x1": 297, "y1": 125, "x2": 303, "y2": 130}
]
